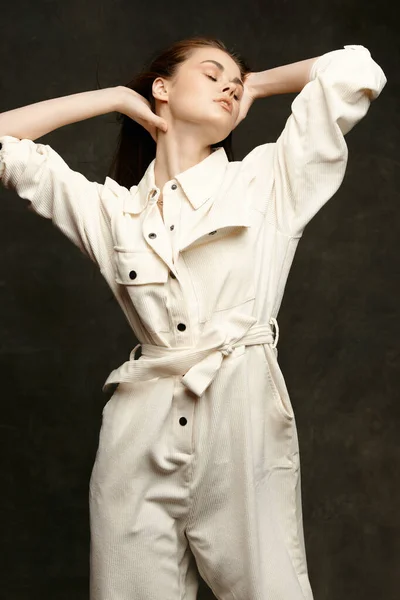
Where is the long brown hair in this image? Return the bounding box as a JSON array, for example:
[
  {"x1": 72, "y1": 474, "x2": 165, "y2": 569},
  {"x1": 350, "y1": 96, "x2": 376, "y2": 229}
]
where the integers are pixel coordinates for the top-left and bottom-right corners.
[{"x1": 106, "y1": 36, "x2": 252, "y2": 190}]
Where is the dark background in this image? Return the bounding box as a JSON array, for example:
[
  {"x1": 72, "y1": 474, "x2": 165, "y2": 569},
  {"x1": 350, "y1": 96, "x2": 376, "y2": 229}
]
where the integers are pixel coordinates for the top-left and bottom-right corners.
[{"x1": 0, "y1": 0, "x2": 398, "y2": 598}]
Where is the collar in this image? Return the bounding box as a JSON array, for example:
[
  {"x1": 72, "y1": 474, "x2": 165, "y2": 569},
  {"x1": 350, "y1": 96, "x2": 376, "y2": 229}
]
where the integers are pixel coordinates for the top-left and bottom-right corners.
[{"x1": 119, "y1": 146, "x2": 229, "y2": 214}]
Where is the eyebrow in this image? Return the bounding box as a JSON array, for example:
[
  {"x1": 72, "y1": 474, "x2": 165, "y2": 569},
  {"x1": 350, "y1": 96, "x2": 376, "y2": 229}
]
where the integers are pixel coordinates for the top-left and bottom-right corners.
[{"x1": 200, "y1": 60, "x2": 244, "y2": 89}]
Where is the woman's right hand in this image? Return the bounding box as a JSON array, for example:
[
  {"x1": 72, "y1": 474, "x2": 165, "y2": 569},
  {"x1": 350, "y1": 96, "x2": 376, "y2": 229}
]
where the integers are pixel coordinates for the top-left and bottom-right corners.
[{"x1": 118, "y1": 86, "x2": 168, "y2": 142}]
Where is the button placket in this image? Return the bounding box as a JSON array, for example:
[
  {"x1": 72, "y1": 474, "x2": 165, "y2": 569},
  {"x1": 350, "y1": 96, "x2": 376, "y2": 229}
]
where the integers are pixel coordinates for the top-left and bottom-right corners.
[
  {"x1": 154, "y1": 178, "x2": 186, "y2": 332},
  {"x1": 142, "y1": 208, "x2": 174, "y2": 272},
  {"x1": 169, "y1": 182, "x2": 178, "y2": 231},
  {"x1": 164, "y1": 257, "x2": 192, "y2": 343},
  {"x1": 172, "y1": 380, "x2": 196, "y2": 455},
  {"x1": 168, "y1": 181, "x2": 181, "y2": 265}
]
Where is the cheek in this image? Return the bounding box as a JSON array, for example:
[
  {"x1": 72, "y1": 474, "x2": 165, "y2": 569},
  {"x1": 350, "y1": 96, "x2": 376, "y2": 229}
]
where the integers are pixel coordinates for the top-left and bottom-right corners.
[{"x1": 171, "y1": 87, "x2": 213, "y2": 119}]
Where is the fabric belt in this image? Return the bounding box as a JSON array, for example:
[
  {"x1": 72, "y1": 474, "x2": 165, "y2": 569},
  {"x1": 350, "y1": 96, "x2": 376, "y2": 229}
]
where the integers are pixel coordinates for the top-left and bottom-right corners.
[{"x1": 102, "y1": 312, "x2": 279, "y2": 398}]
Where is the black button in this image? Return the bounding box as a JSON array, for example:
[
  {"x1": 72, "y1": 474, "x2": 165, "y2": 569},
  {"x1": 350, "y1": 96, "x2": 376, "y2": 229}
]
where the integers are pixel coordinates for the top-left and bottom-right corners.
[
  {"x1": 209, "y1": 230, "x2": 217, "y2": 235},
  {"x1": 171, "y1": 184, "x2": 177, "y2": 190},
  {"x1": 129, "y1": 270, "x2": 137, "y2": 280},
  {"x1": 0, "y1": 143, "x2": 2, "y2": 150},
  {"x1": 148, "y1": 233, "x2": 157, "y2": 239},
  {"x1": 179, "y1": 417, "x2": 187, "y2": 426},
  {"x1": 170, "y1": 225, "x2": 174, "y2": 231},
  {"x1": 177, "y1": 323, "x2": 186, "y2": 331},
  {"x1": 170, "y1": 271, "x2": 176, "y2": 279}
]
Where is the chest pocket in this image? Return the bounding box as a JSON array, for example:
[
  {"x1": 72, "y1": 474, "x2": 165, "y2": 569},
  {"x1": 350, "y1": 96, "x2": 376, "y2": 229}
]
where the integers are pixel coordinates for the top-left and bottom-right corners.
[
  {"x1": 181, "y1": 228, "x2": 256, "y2": 324},
  {"x1": 113, "y1": 247, "x2": 171, "y2": 333}
]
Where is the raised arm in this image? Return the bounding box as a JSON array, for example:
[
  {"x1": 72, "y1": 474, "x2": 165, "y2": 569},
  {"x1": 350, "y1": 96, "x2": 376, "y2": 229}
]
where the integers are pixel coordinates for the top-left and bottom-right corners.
[
  {"x1": 241, "y1": 45, "x2": 387, "y2": 237},
  {"x1": 0, "y1": 87, "x2": 125, "y2": 142},
  {"x1": 0, "y1": 87, "x2": 130, "y2": 267},
  {"x1": 247, "y1": 55, "x2": 321, "y2": 98}
]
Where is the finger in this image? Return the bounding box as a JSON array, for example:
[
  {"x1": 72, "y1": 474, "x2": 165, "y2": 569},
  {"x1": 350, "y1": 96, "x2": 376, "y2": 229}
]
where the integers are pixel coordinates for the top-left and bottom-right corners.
[{"x1": 155, "y1": 118, "x2": 168, "y2": 132}]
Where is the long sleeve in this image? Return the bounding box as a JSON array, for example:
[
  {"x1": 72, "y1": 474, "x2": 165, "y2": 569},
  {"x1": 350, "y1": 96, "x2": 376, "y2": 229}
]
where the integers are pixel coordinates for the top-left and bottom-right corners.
[
  {"x1": 0, "y1": 135, "x2": 126, "y2": 268},
  {"x1": 242, "y1": 44, "x2": 387, "y2": 237}
]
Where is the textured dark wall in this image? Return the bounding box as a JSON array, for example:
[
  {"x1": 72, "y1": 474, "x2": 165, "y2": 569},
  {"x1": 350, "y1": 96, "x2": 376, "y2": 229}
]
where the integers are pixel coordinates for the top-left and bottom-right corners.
[{"x1": 0, "y1": 1, "x2": 398, "y2": 599}]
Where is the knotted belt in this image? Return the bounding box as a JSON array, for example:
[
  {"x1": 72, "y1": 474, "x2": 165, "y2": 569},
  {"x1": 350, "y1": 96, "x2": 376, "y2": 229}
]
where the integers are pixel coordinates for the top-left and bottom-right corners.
[{"x1": 102, "y1": 312, "x2": 279, "y2": 398}]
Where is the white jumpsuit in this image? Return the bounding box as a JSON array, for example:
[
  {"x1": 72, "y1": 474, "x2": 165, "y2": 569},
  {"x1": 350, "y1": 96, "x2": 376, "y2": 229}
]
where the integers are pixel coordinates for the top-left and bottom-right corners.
[{"x1": 0, "y1": 45, "x2": 386, "y2": 600}]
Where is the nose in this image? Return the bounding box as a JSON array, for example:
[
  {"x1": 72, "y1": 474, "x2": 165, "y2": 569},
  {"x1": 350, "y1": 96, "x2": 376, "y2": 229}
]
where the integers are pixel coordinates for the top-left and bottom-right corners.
[{"x1": 221, "y1": 81, "x2": 235, "y2": 95}]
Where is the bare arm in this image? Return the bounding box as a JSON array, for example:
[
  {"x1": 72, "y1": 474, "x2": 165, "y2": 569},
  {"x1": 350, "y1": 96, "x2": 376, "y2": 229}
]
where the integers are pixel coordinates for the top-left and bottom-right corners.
[
  {"x1": 234, "y1": 56, "x2": 321, "y2": 128},
  {"x1": 248, "y1": 56, "x2": 321, "y2": 98},
  {"x1": 0, "y1": 86, "x2": 127, "y2": 142}
]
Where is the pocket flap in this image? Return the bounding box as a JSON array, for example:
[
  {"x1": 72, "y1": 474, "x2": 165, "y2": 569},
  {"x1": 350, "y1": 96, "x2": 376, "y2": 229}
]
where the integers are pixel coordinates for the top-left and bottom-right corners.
[{"x1": 114, "y1": 248, "x2": 169, "y2": 285}]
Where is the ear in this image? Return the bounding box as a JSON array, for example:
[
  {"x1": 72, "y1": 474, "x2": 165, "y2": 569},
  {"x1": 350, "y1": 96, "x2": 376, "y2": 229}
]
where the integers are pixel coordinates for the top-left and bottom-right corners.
[{"x1": 152, "y1": 77, "x2": 169, "y2": 102}]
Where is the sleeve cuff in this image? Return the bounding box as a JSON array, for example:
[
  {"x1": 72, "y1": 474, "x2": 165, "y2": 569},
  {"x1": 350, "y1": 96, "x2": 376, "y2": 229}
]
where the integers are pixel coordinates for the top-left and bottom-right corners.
[
  {"x1": 0, "y1": 135, "x2": 22, "y2": 182},
  {"x1": 309, "y1": 44, "x2": 372, "y2": 81},
  {"x1": 0, "y1": 144, "x2": 4, "y2": 179}
]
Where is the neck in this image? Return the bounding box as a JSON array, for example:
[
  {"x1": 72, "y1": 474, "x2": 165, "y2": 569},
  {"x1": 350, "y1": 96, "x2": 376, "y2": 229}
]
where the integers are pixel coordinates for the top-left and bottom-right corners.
[{"x1": 154, "y1": 128, "x2": 212, "y2": 193}]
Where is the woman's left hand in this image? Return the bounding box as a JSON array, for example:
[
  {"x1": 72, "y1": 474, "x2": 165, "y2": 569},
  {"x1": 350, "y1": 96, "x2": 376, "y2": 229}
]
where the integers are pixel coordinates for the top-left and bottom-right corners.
[{"x1": 233, "y1": 73, "x2": 258, "y2": 130}]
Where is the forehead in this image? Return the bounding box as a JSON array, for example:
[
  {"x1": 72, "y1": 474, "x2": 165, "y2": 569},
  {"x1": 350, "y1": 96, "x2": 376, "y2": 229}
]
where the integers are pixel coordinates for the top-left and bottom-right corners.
[{"x1": 185, "y1": 47, "x2": 241, "y2": 77}]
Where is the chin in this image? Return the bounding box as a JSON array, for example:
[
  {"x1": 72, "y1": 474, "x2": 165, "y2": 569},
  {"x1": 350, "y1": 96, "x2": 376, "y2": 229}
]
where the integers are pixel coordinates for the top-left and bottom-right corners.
[
  {"x1": 206, "y1": 123, "x2": 233, "y2": 143},
  {"x1": 210, "y1": 129, "x2": 233, "y2": 145}
]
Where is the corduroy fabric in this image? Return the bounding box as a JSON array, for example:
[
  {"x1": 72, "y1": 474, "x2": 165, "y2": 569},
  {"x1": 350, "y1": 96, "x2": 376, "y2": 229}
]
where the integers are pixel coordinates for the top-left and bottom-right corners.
[{"x1": 0, "y1": 45, "x2": 386, "y2": 599}]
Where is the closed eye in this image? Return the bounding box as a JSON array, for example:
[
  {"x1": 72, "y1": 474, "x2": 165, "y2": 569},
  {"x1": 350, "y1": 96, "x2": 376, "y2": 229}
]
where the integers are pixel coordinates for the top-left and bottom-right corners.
[{"x1": 206, "y1": 74, "x2": 240, "y2": 101}]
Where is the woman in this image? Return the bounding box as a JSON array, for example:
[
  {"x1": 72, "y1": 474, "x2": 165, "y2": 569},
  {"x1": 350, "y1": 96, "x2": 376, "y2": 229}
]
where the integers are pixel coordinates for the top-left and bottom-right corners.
[{"x1": 0, "y1": 36, "x2": 387, "y2": 600}]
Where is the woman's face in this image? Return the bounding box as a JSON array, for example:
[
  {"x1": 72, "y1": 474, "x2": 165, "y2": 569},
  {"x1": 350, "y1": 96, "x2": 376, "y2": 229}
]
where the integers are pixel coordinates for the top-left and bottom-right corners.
[{"x1": 153, "y1": 47, "x2": 245, "y2": 144}]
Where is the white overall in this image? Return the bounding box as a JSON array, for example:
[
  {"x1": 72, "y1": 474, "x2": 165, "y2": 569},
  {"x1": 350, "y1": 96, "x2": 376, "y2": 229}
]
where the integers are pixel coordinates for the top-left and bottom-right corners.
[{"x1": 0, "y1": 45, "x2": 386, "y2": 600}]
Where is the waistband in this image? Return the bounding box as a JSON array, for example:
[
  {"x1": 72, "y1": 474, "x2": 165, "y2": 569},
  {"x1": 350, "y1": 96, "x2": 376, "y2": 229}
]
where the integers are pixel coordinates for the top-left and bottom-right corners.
[{"x1": 102, "y1": 312, "x2": 279, "y2": 398}]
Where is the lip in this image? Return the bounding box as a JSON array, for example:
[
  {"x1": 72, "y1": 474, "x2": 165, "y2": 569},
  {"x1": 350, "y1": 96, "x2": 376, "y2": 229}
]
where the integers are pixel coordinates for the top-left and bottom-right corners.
[{"x1": 215, "y1": 98, "x2": 233, "y2": 114}]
